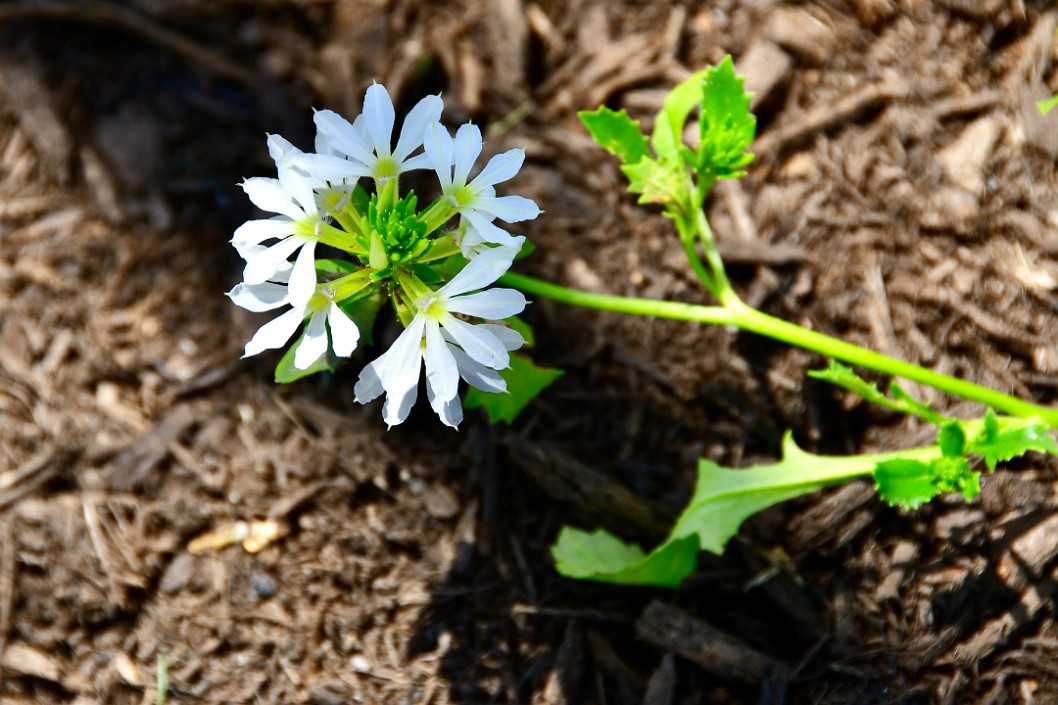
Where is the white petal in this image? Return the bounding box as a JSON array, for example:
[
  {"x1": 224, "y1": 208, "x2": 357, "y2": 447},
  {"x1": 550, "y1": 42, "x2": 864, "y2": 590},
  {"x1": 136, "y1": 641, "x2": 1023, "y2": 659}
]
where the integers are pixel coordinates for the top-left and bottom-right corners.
[
  {"x1": 267, "y1": 133, "x2": 301, "y2": 169},
  {"x1": 314, "y1": 109, "x2": 376, "y2": 165},
  {"x1": 381, "y1": 383, "x2": 418, "y2": 428},
  {"x1": 287, "y1": 240, "x2": 318, "y2": 307},
  {"x1": 423, "y1": 320, "x2": 459, "y2": 403},
  {"x1": 477, "y1": 323, "x2": 525, "y2": 351},
  {"x1": 450, "y1": 345, "x2": 507, "y2": 393},
  {"x1": 363, "y1": 83, "x2": 396, "y2": 158},
  {"x1": 294, "y1": 309, "x2": 329, "y2": 369},
  {"x1": 440, "y1": 315, "x2": 508, "y2": 369},
  {"x1": 452, "y1": 123, "x2": 483, "y2": 188},
  {"x1": 282, "y1": 166, "x2": 319, "y2": 217},
  {"x1": 328, "y1": 302, "x2": 360, "y2": 357},
  {"x1": 243, "y1": 306, "x2": 304, "y2": 358},
  {"x1": 423, "y1": 120, "x2": 454, "y2": 190},
  {"x1": 393, "y1": 94, "x2": 444, "y2": 163},
  {"x1": 227, "y1": 282, "x2": 289, "y2": 312},
  {"x1": 426, "y1": 375, "x2": 463, "y2": 428},
  {"x1": 399, "y1": 153, "x2": 437, "y2": 174},
  {"x1": 243, "y1": 236, "x2": 303, "y2": 285},
  {"x1": 243, "y1": 177, "x2": 305, "y2": 221},
  {"x1": 232, "y1": 218, "x2": 294, "y2": 249},
  {"x1": 293, "y1": 153, "x2": 372, "y2": 182},
  {"x1": 468, "y1": 148, "x2": 524, "y2": 192},
  {"x1": 474, "y1": 194, "x2": 541, "y2": 223},
  {"x1": 444, "y1": 289, "x2": 526, "y2": 320},
  {"x1": 378, "y1": 315, "x2": 426, "y2": 397},
  {"x1": 354, "y1": 355, "x2": 387, "y2": 403},
  {"x1": 438, "y1": 245, "x2": 517, "y2": 297},
  {"x1": 462, "y1": 211, "x2": 524, "y2": 249}
]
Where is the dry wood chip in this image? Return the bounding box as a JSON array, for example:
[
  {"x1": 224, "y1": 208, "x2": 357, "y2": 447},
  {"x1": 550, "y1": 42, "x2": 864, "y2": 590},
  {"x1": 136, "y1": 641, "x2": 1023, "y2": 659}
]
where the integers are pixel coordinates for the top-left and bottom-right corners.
[
  {"x1": 641, "y1": 653, "x2": 676, "y2": 705},
  {"x1": 736, "y1": 41, "x2": 792, "y2": 111},
  {"x1": 762, "y1": 7, "x2": 837, "y2": 65},
  {"x1": 636, "y1": 601, "x2": 789, "y2": 683},
  {"x1": 104, "y1": 403, "x2": 197, "y2": 490},
  {"x1": 502, "y1": 435, "x2": 675, "y2": 542},
  {"x1": 1, "y1": 641, "x2": 61, "y2": 682},
  {"x1": 936, "y1": 115, "x2": 1002, "y2": 194},
  {"x1": 0, "y1": 54, "x2": 72, "y2": 183}
]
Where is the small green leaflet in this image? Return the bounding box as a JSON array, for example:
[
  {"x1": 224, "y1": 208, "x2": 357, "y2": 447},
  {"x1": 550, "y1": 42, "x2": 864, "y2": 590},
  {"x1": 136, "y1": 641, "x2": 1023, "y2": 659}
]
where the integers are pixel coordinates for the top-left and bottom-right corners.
[
  {"x1": 578, "y1": 107, "x2": 650, "y2": 165},
  {"x1": 464, "y1": 352, "x2": 563, "y2": 424},
  {"x1": 968, "y1": 409, "x2": 1058, "y2": 471},
  {"x1": 873, "y1": 456, "x2": 979, "y2": 509},
  {"x1": 651, "y1": 69, "x2": 710, "y2": 160},
  {"x1": 696, "y1": 55, "x2": 756, "y2": 181},
  {"x1": 808, "y1": 361, "x2": 950, "y2": 425},
  {"x1": 620, "y1": 157, "x2": 684, "y2": 206}
]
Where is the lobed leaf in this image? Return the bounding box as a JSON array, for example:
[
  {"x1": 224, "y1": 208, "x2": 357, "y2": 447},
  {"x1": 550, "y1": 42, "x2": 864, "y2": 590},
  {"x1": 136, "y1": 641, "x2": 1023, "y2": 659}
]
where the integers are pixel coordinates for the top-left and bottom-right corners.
[
  {"x1": 551, "y1": 528, "x2": 699, "y2": 588},
  {"x1": 874, "y1": 458, "x2": 939, "y2": 509},
  {"x1": 969, "y1": 409, "x2": 1058, "y2": 471},
  {"x1": 464, "y1": 352, "x2": 564, "y2": 424},
  {"x1": 620, "y1": 157, "x2": 684, "y2": 206},
  {"x1": 651, "y1": 69, "x2": 710, "y2": 160},
  {"x1": 578, "y1": 107, "x2": 651, "y2": 165}
]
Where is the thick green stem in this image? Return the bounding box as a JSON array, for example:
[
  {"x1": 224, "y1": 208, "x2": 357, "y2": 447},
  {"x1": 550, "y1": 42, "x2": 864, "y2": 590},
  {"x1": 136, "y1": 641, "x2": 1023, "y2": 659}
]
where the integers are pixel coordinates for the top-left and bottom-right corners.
[{"x1": 500, "y1": 272, "x2": 1058, "y2": 426}]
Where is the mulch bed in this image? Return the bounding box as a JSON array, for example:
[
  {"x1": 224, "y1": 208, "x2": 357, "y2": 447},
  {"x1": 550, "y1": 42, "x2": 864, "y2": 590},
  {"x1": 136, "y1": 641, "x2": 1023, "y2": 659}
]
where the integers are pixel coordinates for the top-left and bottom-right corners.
[{"x1": 1, "y1": 1, "x2": 1058, "y2": 703}]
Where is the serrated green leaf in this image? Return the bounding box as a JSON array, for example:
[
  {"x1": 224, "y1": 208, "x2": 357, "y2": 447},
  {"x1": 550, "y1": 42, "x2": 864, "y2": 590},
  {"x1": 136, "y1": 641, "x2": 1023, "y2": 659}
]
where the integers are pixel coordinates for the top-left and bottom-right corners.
[
  {"x1": 620, "y1": 157, "x2": 684, "y2": 205},
  {"x1": 551, "y1": 528, "x2": 699, "y2": 588},
  {"x1": 696, "y1": 56, "x2": 757, "y2": 181},
  {"x1": 808, "y1": 361, "x2": 950, "y2": 425},
  {"x1": 930, "y1": 455, "x2": 978, "y2": 500},
  {"x1": 464, "y1": 352, "x2": 563, "y2": 424},
  {"x1": 874, "y1": 459, "x2": 937, "y2": 509},
  {"x1": 275, "y1": 328, "x2": 336, "y2": 384},
  {"x1": 968, "y1": 416, "x2": 1058, "y2": 471},
  {"x1": 579, "y1": 107, "x2": 651, "y2": 165},
  {"x1": 651, "y1": 69, "x2": 710, "y2": 160}
]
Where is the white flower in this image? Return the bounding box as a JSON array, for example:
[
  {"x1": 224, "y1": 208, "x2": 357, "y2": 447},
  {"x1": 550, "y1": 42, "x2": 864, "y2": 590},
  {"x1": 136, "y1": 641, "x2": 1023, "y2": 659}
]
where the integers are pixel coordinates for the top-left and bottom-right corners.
[
  {"x1": 424, "y1": 121, "x2": 540, "y2": 254},
  {"x1": 354, "y1": 247, "x2": 527, "y2": 428},
  {"x1": 229, "y1": 278, "x2": 361, "y2": 370},
  {"x1": 231, "y1": 135, "x2": 321, "y2": 305},
  {"x1": 294, "y1": 84, "x2": 443, "y2": 185}
]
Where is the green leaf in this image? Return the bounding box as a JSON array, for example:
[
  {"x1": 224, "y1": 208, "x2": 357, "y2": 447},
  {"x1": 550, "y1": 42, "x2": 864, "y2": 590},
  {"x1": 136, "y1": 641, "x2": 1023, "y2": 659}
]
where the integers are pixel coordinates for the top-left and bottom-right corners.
[
  {"x1": 315, "y1": 258, "x2": 360, "y2": 277},
  {"x1": 938, "y1": 422, "x2": 966, "y2": 457},
  {"x1": 464, "y1": 352, "x2": 563, "y2": 424},
  {"x1": 696, "y1": 55, "x2": 757, "y2": 180},
  {"x1": 275, "y1": 328, "x2": 336, "y2": 384},
  {"x1": 874, "y1": 458, "x2": 938, "y2": 509},
  {"x1": 1039, "y1": 94, "x2": 1058, "y2": 116},
  {"x1": 551, "y1": 528, "x2": 699, "y2": 588},
  {"x1": 620, "y1": 157, "x2": 684, "y2": 205},
  {"x1": 579, "y1": 107, "x2": 651, "y2": 165},
  {"x1": 969, "y1": 409, "x2": 1058, "y2": 471},
  {"x1": 808, "y1": 361, "x2": 950, "y2": 425},
  {"x1": 551, "y1": 432, "x2": 920, "y2": 588},
  {"x1": 651, "y1": 69, "x2": 710, "y2": 160}
]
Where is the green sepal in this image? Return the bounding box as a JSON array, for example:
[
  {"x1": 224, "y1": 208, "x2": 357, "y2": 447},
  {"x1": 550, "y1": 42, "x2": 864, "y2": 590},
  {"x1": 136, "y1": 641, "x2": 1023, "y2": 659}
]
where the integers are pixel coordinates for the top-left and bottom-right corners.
[
  {"x1": 578, "y1": 106, "x2": 651, "y2": 165},
  {"x1": 275, "y1": 328, "x2": 336, "y2": 384},
  {"x1": 551, "y1": 528, "x2": 699, "y2": 588},
  {"x1": 696, "y1": 55, "x2": 756, "y2": 180},
  {"x1": 808, "y1": 361, "x2": 951, "y2": 425},
  {"x1": 464, "y1": 352, "x2": 563, "y2": 424}
]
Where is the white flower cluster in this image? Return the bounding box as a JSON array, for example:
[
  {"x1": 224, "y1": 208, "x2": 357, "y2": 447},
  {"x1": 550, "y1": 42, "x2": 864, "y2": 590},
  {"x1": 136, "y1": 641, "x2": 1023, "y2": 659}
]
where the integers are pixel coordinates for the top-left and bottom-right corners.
[{"x1": 227, "y1": 84, "x2": 540, "y2": 428}]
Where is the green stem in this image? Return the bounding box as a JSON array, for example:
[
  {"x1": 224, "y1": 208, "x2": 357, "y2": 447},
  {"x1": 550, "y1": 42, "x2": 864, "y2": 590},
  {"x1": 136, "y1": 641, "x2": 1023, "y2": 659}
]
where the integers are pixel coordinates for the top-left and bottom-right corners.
[{"x1": 500, "y1": 272, "x2": 1058, "y2": 426}]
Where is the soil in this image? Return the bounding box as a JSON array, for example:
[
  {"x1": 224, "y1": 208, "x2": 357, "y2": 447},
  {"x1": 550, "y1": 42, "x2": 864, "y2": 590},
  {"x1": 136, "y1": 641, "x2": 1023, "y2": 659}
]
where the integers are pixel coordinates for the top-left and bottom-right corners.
[{"x1": 1, "y1": 1, "x2": 1058, "y2": 703}]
